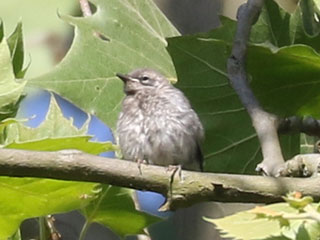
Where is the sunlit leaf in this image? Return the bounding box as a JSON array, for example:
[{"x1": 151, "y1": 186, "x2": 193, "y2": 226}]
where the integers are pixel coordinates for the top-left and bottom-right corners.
[{"x1": 29, "y1": 0, "x2": 179, "y2": 129}]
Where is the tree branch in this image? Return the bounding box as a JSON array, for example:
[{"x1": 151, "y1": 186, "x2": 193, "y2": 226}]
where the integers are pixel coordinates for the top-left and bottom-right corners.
[
  {"x1": 227, "y1": 0, "x2": 285, "y2": 176},
  {"x1": 279, "y1": 116, "x2": 320, "y2": 138},
  {"x1": 0, "y1": 149, "x2": 320, "y2": 211},
  {"x1": 79, "y1": 0, "x2": 93, "y2": 17}
]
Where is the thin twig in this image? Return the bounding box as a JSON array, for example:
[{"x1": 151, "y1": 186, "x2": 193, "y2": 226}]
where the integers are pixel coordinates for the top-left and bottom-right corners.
[
  {"x1": 79, "y1": 0, "x2": 93, "y2": 17},
  {"x1": 279, "y1": 116, "x2": 320, "y2": 137},
  {"x1": 46, "y1": 215, "x2": 61, "y2": 240},
  {"x1": 227, "y1": 0, "x2": 285, "y2": 176}
]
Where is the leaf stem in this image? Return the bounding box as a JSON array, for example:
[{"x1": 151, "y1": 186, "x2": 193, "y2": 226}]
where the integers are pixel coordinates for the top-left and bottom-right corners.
[
  {"x1": 39, "y1": 216, "x2": 47, "y2": 240},
  {"x1": 79, "y1": 220, "x2": 91, "y2": 240}
]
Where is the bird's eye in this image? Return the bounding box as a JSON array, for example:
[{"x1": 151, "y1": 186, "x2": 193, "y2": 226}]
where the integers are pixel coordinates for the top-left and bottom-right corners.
[
  {"x1": 140, "y1": 76, "x2": 150, "y2": 84},
  {"x1": 141, "y1": 76, "x2": 149, "y2": 81}
]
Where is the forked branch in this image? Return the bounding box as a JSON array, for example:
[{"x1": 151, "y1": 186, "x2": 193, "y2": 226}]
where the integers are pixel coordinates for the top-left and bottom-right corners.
[{"x1": 227, "y1": 0, "x2": 285, "y2": 176}]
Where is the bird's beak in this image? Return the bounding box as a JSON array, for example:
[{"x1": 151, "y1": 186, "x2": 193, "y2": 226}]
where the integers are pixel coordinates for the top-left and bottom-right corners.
[{"x1": 116, "y1": 73, "x2": 131, "y2": 82}]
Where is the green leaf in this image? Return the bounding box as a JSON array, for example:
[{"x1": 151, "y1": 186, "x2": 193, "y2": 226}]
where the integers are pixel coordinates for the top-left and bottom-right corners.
[
  {"x1": 251, "y1": 0, "x2": 320, "y2": 51},
  {"x1": 166, "y1": 12, "x2": 320, "y2": 173},
  {"x1": 251, "y1": 0, "x2": 293, "y2": 46},
  {"x1": 9, "y1": 230, "x2": 21, "y2": 240},
  {"x1": 29, "y1": 0, "x2": 179, "y2": 129},
  {"x1": 82, "y1": 186, "x2": 160, "y2": 237},
  {"x1": 167, "y1": 35, "x2": 258, "y2": 173},
  {"x1": 300, "y1": 222, "x2": 320, "y2": 240},
  {"x1": 300, "y1": 0, "x2": 320, "y2": 37},
  {"x1": 1, "y1": 89, "x2": 157, "y2": 239},
  {"x1": 281, "y1": 220, "x2": 320, "y2": 240},
  {"x1": 0, "y1": 177, "x2": 96, "y2": 239},
  {"x1": 204, "y1": 203, "x2": 297, "y2": 240},
  {"x1": 263, "y1": 236, "x2": 291, "y2": 240},
  {"x1": 206, "y1": 201, "x2": 320, "y2": 240},
  {"x1": 248, "y1": 45, "x2": 320, "y2": 118},
  {"x1": 0, "y1": 0, "x2": 77, "y2": 77},
  {"x1": 5, "y1": 136, "x2": 115, "y2": 153},
  {"x1": 0, "y1": 118, "x2": 17, "y2": 144},
  {"x1": 0, "y1": 20, "x2": 3, "y2": 42},
  {"x1": 2, "y1": 91, "x2": 116, "y2": 154},
  {"x1": 5, "y1": 94, "x2": 89, "y2": 144},
  {"x1": 300, "y1": 133, "x2": 317, "y2": 154},
  {"x1": 283, "y1": 193, "x2": 313, "y2": 209},
  {"x1": 0, "y1": 39, "x2": 26, "y2": 111},
  {"x1": 0, "y1": 93, "x2": 117, "y2": 239},
  {"x1": 315, "y1": 0, "x2": 320, "y2": 12},
  {"x1": 7, "y1": 22, "x2": 24, "y2": 77},
  {"x1": 166, "y1": 32, "x2": 299, "y2": 173},
  {"x1": 296, "y1": 224, "x2": 313, "y2": 240},
  {"x1": 0, "y1": 118, "x2": 17, "y2": 132}
]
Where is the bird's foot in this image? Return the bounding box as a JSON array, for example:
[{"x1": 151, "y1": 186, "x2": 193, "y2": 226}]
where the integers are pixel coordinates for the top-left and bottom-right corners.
[
  {"x1": 165, "y1": 165, "x2": 183, "y2": 205},
  {"x1": 136, "y1": 158, "x2": 148, "y2": 175},
  {"x1": 167, "y1": 164, "x2": 183, "y2": 183}
]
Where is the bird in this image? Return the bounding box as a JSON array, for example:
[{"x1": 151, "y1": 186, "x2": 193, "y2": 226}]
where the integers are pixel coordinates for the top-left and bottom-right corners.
[{"x1": 116, "y1": 68, "x2": 204, "y2": 172}]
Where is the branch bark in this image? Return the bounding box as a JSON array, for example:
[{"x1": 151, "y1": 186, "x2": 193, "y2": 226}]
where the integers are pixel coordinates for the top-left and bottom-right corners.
[
  {"x1": 227, "y1": 0, "x2": 285, "y2": 176},
  {"x1": 0, "y1": 149, "x2": 320, "y2": 211}
]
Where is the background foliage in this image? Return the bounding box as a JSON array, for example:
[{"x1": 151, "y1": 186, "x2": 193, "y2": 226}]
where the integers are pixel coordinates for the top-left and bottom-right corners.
[{"x1": 1, "y1": 0, "x2": 320, "y2": 239}]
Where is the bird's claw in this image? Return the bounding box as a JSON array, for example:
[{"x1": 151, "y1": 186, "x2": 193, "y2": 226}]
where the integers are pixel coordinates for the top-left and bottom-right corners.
[
  {"x1": 136, "y1": 158, "x2": 148, "y2": 175},
  {"x1": 167, "y1": 164, "x2": 183, "y2": 182}
]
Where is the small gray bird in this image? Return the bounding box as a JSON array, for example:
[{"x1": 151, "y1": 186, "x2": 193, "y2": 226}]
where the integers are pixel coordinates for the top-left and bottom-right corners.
[{"x1": 116, "y1": 68, "x2": 204, "y2": 171}]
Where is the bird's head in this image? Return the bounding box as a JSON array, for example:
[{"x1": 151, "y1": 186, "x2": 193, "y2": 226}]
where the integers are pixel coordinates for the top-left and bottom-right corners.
[{"x1": 116, "y1": 68, "x2": 169, "y2": 95}]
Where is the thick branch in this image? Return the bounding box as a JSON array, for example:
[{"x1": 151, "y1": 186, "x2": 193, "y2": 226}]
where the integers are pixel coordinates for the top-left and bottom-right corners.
[
  {"x1": 227, "y1": 0, "x2": 284, "y2": 176},
  {"x1": 0, "y1": 149, "x2": 320, "y2": 210}
]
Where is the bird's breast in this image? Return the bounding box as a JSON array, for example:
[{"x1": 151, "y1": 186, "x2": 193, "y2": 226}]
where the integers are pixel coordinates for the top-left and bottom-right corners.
[{"x1": 117, "y1": 91, "x2": 202, "y2": 169}]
